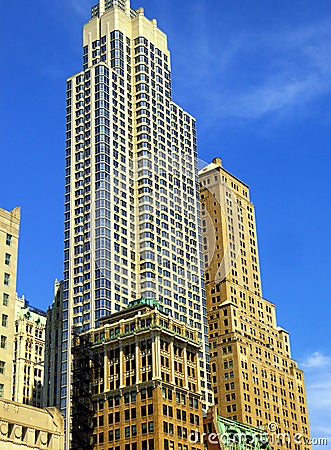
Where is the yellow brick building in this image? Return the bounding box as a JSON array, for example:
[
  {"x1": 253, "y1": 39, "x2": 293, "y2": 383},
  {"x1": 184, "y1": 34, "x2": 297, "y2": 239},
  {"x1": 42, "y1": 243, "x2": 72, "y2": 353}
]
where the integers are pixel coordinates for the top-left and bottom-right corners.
[{"x1": 200, "y1": 158, "x2": 310, "y2": 450}]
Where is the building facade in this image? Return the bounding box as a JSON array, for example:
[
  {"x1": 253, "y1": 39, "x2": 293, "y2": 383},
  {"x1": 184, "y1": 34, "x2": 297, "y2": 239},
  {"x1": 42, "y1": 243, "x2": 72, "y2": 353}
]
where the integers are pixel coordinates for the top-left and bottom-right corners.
[
  {"x1": 12, "y1": 295, "x2": 46, "y2": 408},
  {"x1": 0, "y1": 398, "x2": 64, "y2": 450},
  {"x1": 200, "y1": 158, "x2": 310, "y2": 450},
  {"x1": 0, "y1": 206, "x2": 20, "y2": 400},
  {"x1": 45, "y1": 0, "x2": 211, "y2": 445},
  {"x1": 72, "y1": 298, "x2": 203, "y2": 450}
]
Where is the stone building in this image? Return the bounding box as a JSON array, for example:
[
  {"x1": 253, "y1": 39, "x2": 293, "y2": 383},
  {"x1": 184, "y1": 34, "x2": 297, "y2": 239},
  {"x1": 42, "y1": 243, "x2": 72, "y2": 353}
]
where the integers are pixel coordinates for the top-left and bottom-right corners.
[
  {"x1": 0, "y1": 206, "x2": 20, "y2": 400},
  {"x1": 71, "y1": 298, "x2": 203, "y2": 450},
  {"x1": 0, "y1": 398, "x2": 64, "y2": 449},
  {"x1": 13, "y1": 295, "x2": 46, "y2": 407}
]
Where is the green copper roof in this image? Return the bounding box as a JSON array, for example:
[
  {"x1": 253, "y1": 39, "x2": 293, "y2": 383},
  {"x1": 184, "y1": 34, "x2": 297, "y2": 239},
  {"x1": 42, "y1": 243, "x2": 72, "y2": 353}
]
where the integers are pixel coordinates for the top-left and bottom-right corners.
[
  {"x1": 128, "y1": 297, "x2": 162, "y2": 311},
  {"x1": 17, "y1": 307, "x2": 47, "y2": 326},
  {"x1": 214, "y1": 416, "x2": 271, "y2": 450}
]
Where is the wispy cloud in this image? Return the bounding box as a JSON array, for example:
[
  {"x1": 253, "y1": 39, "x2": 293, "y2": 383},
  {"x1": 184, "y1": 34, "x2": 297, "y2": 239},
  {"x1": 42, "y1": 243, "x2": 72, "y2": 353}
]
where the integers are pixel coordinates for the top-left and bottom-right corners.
[
  {"x1": 302, "y1": 351, "x2": 331, "y2": 369},
  {"x1": 300, "y1": 351, "x2": 331, "y2": 444},
  {"x1": 67, "y1": 0, "x2": 92, "y2": 18},
  {"x1": 220, "y1": 74, "x2": 326, "y2": 119},
  {"x1": 181, "y1": 18, "x2": 331, "y2": 121},
  {"x1": 231, "y1": 24, "x2": 331, "y2": 119}
]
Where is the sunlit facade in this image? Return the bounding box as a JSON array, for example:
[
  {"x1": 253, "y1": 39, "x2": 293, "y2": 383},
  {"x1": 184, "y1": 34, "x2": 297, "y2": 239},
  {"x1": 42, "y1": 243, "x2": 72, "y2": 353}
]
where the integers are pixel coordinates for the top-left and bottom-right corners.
[
  {"x1": 0, "y1": 206, "x2": 20, "y2": 401},
  {"x1": 200, "y1": 158, "x2": 311, "y2": 450},
  {"x1": 12, "y1": 296, "x2": 46, "y2": 408}
]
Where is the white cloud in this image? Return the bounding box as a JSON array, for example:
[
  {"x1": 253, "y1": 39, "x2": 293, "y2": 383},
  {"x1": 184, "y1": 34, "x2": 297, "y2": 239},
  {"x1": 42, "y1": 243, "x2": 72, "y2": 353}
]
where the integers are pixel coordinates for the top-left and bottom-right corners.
[
  {"x1": 300, "y1": 352, "x2": 331, "y2": 446},
  {"x1": 302, "y1": 351, "x2": 331, "y2": 369}
]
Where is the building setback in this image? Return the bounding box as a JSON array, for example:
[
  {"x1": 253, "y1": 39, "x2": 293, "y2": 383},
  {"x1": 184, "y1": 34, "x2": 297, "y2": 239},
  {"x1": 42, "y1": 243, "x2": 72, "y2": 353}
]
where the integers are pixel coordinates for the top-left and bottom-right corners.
[
  {"x1": 200, "y1": 158, "x2": 310, "y2": 450},
  {"x1": 0, "y1": 206, "x2": 20, "y2": 400},
  {"x1": 45, "y1": 0, "x2": 211, "y2": 446},
  {"x1": 71, "y1": 298, "x2": 203, "y2": 450}
]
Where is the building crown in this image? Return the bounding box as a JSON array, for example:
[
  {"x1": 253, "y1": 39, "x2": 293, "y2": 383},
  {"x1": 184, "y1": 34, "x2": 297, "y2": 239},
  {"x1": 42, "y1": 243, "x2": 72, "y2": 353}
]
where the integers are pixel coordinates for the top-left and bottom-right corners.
[{"x1": 91, "y1": 0, "x2": 138, "y2": 19}]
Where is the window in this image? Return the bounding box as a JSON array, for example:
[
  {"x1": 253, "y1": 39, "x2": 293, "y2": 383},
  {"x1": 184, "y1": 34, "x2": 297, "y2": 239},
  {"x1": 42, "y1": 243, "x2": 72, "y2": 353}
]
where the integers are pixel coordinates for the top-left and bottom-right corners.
[
  {"x1": 0, "y1": 336, "x2": 6, "y2": 349},
  {"x1": 4, "y1": 254, "x2": 10, "y2": 265},
  {"x1": 99, "y1": 432, "x2": 104, "y2": 444},
  {"x1": 6, "y1": 234, "x2": 12, "y2": 246},
  {"x1": 0, "y1": 384, "x2": 4, "y2": 397},
  {"x1": 1, "y1": 315, "x2": 8, "y2": 327},
  {"x1": 4, "y1": 274, "x2": 10, "y2": 286},
  {"x1": 0, "y1": 361, "x2": 5, "y2": 374},
  {"x1": 3, "y1": 294, "x2": 8, "y2": 306}
]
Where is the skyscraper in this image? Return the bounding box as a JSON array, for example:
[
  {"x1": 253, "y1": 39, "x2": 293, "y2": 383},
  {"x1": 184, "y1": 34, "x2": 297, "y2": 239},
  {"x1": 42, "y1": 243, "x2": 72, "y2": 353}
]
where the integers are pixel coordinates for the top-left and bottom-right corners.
[
  {"x1": 45, "y1": 0, "x2": 211, "y2": 446},
  {"x1": 200, "y1": 158, "x2": 310, "y2": 449}
]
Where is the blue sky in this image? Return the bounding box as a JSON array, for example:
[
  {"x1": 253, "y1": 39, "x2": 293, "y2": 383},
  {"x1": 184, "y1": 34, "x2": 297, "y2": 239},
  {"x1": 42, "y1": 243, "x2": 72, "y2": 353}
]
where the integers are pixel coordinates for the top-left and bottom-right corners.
[{"x1": 1, "y1": 0, "x2": 331, "y2": 443}]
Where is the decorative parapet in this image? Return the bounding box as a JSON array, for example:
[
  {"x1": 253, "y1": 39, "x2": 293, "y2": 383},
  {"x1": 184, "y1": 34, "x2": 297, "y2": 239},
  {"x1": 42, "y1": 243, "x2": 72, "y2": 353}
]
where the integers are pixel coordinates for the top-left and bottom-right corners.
[{"x1": 0, "y1": 399, "x2": 64, "y2": 449}]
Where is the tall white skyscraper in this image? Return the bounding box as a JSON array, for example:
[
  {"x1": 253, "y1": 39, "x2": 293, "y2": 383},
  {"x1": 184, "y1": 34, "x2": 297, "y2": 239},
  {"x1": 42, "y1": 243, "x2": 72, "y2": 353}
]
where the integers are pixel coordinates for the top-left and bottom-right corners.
[{"x1": 45, "y1": 0, "x2": 212, "y2": 447}]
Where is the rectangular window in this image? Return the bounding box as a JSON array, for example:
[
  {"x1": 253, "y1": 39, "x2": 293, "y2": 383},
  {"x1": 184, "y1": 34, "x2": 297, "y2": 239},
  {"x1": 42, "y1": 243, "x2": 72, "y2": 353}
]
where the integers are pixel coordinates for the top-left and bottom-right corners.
[
  {"x1": 3, "y1": 294, "x2": 8, "y2": 306},
  {"x1": 0, "y1": 336, "x2": 7, "y2": 349},
  {"x1": 1, "y1": 315, "x2": 8, "y2": 327},
  {"x1": 6, "y1": 234, "x2": 12, "y2": 246},
  {"x1": 4, "y1": 274, "x2": 10, "y2": 286},
  {"x1": 0, "y1": 361, "x2": 5, "y2": 374},
  {"x1": 0, "y1": 384, "x2": 4, "y2": 397},
  {"x1": 4, "y1": 254, "x2": 10, "y2": 265}
]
